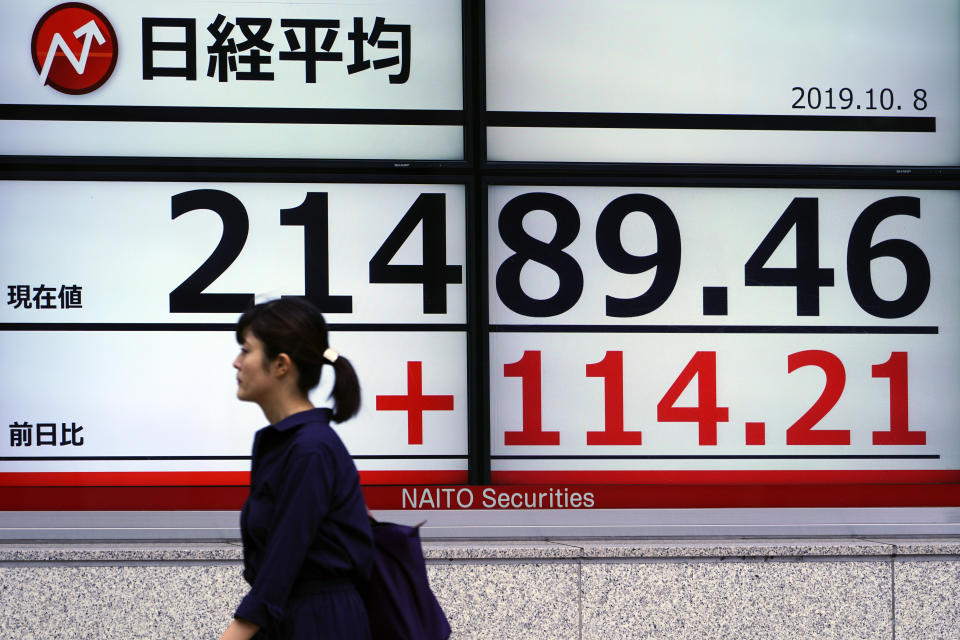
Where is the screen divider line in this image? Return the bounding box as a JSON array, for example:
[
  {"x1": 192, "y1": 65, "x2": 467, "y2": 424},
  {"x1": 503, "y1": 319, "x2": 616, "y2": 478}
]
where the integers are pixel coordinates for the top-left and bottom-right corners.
[
  {"x1": 0, "y1": 323, "x2": 468, "y2": 332},
  {"x1": 487, "y1": 111, "x2": 936, "y2": 132},
  {"x1": 0, "y1": 105, "x2": 464, "y2": 126},
  {"x1": 491, "y1": 454, "x2": 941, "y2": 460},
  {"x1": 0, "y1": 455, "x2": 469, "y2": 461},
  {"x1": 489, "y1": 324, "x2": 938, "y2": 335}
]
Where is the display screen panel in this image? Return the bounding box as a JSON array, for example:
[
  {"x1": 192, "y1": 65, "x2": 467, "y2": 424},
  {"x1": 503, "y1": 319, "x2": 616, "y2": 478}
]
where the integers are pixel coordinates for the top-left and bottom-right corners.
[
  {"x1": 0, "y1": 180, "x2": 469, "y2": 509},
  {"x1": 485, "y1": 0, "x2": 960, "y2": 167},
  {"x1": 487, "y1": 184, "x2": 960, "y2": 506},
  {"x1": 0, "y1": 1, "x2": 464, "y2": 161}
]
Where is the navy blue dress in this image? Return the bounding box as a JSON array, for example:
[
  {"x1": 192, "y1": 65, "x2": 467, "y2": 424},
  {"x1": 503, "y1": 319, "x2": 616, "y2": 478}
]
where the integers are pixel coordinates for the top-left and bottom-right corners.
[{"x1": 236, "y1": 408, "x2": 374, "y2": 639}]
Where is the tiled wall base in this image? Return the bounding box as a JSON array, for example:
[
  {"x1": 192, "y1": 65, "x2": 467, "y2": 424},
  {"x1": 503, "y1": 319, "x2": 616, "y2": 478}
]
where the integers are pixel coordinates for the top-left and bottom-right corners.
[{"x1": 1, "y1": 539, "x2": 957, "y2": 640}]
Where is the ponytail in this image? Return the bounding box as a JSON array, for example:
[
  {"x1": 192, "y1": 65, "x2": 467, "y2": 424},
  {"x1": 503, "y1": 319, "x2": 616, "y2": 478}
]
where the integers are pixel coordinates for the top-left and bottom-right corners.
[{"x1": 329, "y1": 355, "x2": 361, "y2": 423}]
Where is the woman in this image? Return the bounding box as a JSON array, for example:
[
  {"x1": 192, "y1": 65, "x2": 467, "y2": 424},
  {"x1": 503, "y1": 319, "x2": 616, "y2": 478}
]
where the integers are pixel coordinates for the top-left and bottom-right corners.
[{"x1": 219, "y1": 298, "x2": 373, "y2": 640}]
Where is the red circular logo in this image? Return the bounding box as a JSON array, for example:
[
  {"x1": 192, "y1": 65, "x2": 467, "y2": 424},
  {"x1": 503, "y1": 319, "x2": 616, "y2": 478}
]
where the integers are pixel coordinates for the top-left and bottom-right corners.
[{"x1": 31, "y1": 3, "x2": 118, "y2": 95}]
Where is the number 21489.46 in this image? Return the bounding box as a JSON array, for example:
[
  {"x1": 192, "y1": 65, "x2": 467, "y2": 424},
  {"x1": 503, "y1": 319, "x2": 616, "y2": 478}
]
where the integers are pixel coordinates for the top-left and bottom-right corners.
[{"x1": 502, "y1": 350, "x2": 925, "y2": 448}]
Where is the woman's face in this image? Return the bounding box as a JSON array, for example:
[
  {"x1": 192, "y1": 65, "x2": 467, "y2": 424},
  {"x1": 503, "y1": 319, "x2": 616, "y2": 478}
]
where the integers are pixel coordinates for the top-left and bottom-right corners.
[{"x1": 233, "y1": 332, "x2": 276, "y2": 404}]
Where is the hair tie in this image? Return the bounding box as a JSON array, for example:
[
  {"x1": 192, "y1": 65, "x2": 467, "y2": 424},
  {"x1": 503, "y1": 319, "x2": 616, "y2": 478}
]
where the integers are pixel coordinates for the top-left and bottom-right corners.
[{"x1": 323, "y1": 348, "x2": 339, "y2": 364}]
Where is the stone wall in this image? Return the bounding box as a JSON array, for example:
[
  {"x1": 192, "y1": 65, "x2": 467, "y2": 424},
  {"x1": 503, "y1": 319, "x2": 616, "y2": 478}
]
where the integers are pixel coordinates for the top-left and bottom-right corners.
[{"x1": 1, "y1": 538, "x2": 957, "y2": 639}]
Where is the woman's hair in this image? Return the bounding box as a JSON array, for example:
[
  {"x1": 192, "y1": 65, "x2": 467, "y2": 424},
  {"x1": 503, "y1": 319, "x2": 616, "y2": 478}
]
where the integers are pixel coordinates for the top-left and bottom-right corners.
[{"x1": 236, "y1": 297, "x2": 361, "y2": 422}]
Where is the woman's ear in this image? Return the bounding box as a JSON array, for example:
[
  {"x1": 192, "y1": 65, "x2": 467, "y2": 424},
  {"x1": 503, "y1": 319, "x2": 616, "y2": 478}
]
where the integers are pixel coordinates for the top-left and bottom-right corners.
[{"x1": 272, "y1": 353, "x2": 293, "y2": 377}]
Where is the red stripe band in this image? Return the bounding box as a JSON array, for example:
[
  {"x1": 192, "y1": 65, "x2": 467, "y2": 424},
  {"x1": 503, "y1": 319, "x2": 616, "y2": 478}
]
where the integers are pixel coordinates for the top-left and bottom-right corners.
[
  {"x1": 0, "y1": 481, "x2": 958, "y2": 511},
  {"x1": 490, "y1": 470, "x2": 960, "y2": 484},
  {"x1": 0, "y1": 470, "x2": 468, "y2": 488}
]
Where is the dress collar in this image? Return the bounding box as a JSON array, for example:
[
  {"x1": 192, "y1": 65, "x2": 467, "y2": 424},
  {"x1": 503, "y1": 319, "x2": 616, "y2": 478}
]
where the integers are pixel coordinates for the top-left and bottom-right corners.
[{"x1": 270, "y1": 407, "x2": 332, "y2": 432}]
